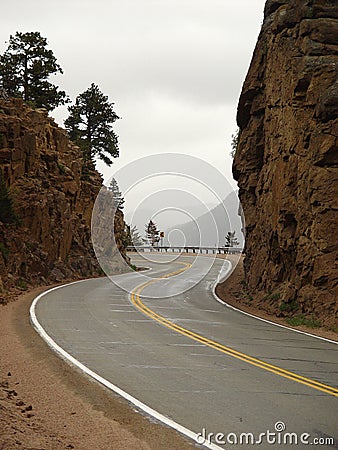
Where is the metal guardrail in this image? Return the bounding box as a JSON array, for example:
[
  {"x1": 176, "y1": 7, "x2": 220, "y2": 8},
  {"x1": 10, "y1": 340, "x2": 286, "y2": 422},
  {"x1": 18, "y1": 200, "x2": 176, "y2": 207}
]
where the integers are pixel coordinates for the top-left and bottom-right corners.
[{"x1": 126, "y1": 246, "x2": 243, "y2": 255}]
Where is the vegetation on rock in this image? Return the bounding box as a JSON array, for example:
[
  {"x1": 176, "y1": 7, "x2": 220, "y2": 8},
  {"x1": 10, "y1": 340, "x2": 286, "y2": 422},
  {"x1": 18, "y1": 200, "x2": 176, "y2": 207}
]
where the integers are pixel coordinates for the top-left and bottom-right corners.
[
  {"x1": 65, "y1": 83, "x2": 120, "y2": 166},
  {"x1": 0, "y1": 168, "x2": 17, "y2": 224},
  {"x1": 233, "y1": 0, "x2": 337, "y2": 328},
  {"x1": 0, "y1": 31, "x2": 69, "y2": 110}
]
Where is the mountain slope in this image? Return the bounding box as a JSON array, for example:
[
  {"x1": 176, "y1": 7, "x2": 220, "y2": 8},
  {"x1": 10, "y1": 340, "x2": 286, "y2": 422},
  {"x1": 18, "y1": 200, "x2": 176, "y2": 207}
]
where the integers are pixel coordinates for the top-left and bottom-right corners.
[
  {"x1": 0, "y1": 98, "x2": 127, "y2": 300},
  {"x1": 233, "y1": 0, "x2": 338, "y2": 327},
  {"x1": 165, "y1": 191, "x2": 244, "y2": 247}
]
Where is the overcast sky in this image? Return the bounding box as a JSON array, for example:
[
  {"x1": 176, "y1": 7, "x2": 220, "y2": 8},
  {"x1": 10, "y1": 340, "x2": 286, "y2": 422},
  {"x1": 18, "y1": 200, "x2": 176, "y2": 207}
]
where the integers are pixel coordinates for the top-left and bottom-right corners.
[{"x1": 1, "y1": 0, "x2": 266, "y2": 225}]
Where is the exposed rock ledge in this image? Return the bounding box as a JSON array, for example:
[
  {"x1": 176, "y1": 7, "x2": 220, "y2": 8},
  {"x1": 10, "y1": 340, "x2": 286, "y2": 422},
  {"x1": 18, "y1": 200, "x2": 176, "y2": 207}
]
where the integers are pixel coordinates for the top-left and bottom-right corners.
[
  {"x1": 233, "y1": 0, "x2": 338, "y2": 328},
  {"x1": 0, "y1": 99, "x2": 127, "y2": 301}
]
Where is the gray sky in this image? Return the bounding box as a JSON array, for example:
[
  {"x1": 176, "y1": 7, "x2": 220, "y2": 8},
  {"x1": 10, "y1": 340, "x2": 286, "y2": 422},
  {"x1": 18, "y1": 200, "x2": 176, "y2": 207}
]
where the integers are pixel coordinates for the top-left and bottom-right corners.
[{"x1": 1, "y1": 0, "x2": 266, "y2": 226}]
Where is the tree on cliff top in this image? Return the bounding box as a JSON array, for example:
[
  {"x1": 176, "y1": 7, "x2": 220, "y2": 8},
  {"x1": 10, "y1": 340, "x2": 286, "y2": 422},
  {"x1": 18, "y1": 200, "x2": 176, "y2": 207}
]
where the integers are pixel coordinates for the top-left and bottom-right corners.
[
  {"x1": 0, "y1": 31, "x2": 69, "y2": 110},
  {"x1": 65, "y1": 84, "x2": 120, "y2": 166}
]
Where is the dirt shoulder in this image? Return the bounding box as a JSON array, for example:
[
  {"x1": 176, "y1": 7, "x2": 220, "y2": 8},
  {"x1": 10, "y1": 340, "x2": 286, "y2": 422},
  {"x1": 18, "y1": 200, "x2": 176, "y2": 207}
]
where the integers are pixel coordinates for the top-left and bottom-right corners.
[
  {"x1": 0, "y1": 285, "x2": 194, "y2": 450},
  {"x1": 216, "y1": 256, "x2": 338, "y2": 343}
]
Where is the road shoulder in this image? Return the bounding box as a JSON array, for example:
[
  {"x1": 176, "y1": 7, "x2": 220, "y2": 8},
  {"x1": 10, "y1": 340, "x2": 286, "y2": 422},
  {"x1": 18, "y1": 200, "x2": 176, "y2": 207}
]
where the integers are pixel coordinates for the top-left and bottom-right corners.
[
  {"x1": 215, "y1": 256, "x2": 337, "y2": 343},
  {"x1": 0, "y1": 284, "x2": 194, "y2": 450}
]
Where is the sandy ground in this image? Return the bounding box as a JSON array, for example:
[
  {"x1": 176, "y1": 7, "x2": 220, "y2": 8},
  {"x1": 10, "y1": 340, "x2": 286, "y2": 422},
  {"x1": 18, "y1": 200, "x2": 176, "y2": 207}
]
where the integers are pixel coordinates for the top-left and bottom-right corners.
[
  {"x1": 1, "y1": 257, "x2": 336, "y2": 450},
  {"x1": 0, "y1": 286, "x2": 194, "y2": 450}
]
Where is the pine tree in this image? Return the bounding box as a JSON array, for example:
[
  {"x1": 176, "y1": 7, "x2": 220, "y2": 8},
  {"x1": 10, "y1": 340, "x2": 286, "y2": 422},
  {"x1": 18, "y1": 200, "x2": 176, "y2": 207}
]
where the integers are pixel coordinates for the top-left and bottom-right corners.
[
  {"x1": 130, "y1": 225, "x2": 144, "y2": 246},
  {"x1": 225, "y1": 231, "x2": 239, "y2": 247},
  {"x1": 0, "y1": 31, "x2": 68, "y2": 110},
  {"x1": 124, "y1": 225, "x2": 144, "y2": 248},
  {"x1": 108, "y1": 178, "x2": 124, "y2": 210},
  {"x1": 145, "y1": 220, "x2": 160, "y2": 247},
  {"x1": 64, "y1": 83, "x2": 119, "y2": 166}
]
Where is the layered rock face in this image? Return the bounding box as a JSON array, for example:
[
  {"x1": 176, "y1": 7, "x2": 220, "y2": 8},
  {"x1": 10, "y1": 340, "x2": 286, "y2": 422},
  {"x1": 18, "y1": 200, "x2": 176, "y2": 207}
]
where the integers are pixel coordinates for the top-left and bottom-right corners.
[
  {"x1": 0, "y1": 99, "x2": 128, "y2": 299},
  {"x1": 233, "y1": 0, "x2": 337, "y2": 327}
]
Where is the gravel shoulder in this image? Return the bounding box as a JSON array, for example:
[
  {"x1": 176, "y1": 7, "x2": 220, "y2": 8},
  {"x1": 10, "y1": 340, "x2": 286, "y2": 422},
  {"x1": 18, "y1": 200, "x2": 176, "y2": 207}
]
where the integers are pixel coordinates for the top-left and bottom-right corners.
[{"x1": 0, "y1": 285, "x2": 194, "y2": 450}]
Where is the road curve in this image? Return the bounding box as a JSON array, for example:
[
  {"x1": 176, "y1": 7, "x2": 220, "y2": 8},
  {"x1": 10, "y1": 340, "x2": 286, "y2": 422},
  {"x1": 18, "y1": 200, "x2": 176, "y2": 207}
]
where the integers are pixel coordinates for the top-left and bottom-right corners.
[{"x1": 31, "y1": 254, "x2": 338, "y2": 449}]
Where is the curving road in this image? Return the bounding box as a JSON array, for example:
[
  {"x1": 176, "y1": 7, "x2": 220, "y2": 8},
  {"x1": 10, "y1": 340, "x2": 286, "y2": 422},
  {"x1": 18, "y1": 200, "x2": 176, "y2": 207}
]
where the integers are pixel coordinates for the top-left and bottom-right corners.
[{"x1": 31, "y1": 254, "x2": 338, "y2": 449}]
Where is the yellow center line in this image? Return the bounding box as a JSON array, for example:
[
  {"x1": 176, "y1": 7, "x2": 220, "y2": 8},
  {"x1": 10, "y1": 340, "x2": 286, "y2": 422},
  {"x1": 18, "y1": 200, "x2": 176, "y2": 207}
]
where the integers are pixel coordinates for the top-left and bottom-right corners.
[{"x1": 130, "y1": 262, "x2": 338, "y2": 397}]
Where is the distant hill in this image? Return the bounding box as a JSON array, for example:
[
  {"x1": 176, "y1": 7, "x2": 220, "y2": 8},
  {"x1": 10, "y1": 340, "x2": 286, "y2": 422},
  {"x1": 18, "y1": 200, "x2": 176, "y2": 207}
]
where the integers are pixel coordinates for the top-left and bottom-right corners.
[
  {"x1": 124, "y1": 190, "x2": 220, "y2": 241},
  {"x1": 164, "y1": 191, "x2": 244, "y2": 248}
]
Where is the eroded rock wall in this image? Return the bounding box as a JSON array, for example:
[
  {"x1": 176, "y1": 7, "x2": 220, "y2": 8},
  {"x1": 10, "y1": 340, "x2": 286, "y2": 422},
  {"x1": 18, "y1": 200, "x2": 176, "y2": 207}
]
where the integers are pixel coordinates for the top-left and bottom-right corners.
[
  {"x1": 233, "y1": 0, "x2": 338, "y2": 327},
  {"x1": 0, "y1": 99, "x2": 128, "y2": 299}
]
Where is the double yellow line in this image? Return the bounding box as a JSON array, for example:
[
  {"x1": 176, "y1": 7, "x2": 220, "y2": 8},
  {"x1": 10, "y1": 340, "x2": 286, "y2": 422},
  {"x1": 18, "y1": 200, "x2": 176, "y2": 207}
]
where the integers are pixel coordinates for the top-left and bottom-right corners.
[{"x1": 130, "y1": 262, "x2": 338, "y2": 397}]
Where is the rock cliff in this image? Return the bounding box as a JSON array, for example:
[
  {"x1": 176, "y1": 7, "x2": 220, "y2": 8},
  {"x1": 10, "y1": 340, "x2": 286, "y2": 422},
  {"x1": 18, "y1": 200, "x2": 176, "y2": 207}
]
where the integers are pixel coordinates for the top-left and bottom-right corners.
[
  {"x1": 0, "y1": 98, "x2": 128, "y2": 300},
  {"x1": 233, "y1": 0, "x2": 337, "y2": 327}
]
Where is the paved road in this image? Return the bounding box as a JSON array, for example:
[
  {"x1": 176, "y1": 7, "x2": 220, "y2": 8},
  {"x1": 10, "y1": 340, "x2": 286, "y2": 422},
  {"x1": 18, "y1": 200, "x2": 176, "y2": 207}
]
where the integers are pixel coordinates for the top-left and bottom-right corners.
[{"x1": 33, "y1": 254, "x2": 338, "y2": 449}]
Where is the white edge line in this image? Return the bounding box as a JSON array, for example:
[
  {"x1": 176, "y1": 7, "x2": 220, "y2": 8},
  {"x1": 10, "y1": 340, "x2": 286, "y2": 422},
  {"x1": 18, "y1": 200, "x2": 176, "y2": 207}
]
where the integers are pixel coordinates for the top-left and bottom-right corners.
[
  {"x1": 211, "y1": 261, "x2": 338, "y2": 345},
  {"x1": 29, "y1": 279, "x2": 223, "y2": 450}
]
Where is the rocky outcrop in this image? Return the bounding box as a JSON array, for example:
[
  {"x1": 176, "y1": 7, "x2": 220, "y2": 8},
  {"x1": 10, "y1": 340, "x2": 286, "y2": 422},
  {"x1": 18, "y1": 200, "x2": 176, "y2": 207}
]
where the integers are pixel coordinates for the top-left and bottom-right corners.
[
  {"x1": 0, "y1": 99, "x2": 128, "y2": 300},
  {"x1": 233, "y1": 0, "x2": 337, "y2": 327}
]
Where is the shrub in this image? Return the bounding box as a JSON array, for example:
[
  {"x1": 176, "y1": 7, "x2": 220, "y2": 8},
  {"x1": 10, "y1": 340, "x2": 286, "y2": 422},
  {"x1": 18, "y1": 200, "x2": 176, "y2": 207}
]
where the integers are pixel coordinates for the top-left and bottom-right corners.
[
  {"x1": 280, "y1": 299, "x2": 299, "y2": 313},
  {"x1": 286, "y1": 315, "x2": 321, "y2": 328},
  {"x1": 17, "y1": 278, "x2": 27, "y2": 290},
  {"x1": 0, "y1": 168, "x2": 17, "y2": 224},
  {"x1": 58, "y1": 162, "x2": 66, "y2": 175}
]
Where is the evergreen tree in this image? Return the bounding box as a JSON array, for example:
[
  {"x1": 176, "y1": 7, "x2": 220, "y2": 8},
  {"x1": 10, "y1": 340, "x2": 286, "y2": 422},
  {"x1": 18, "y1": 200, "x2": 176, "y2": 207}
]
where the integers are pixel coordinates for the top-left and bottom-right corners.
[
  {"x1": 130, "y1": 225, "x2": 144, "y2": 246},
  {"x1": 124, "y1": 225, "x2": 144, "y2": 248},
  {"x1": 145, "y1": 220, "x2": 160, "y2": 247},
  {"x1": 225, "y1": 231, "x2": 239, "y2": 247},
  {"x1": 64, "y1": 83, "x2": 119, "y2": 166},
  {"x1": 0, "y1": 31, "x2": 68, "y2": 110},
  {"x1": 108, "y1": 178, "x2": 124, "y2": 210}
]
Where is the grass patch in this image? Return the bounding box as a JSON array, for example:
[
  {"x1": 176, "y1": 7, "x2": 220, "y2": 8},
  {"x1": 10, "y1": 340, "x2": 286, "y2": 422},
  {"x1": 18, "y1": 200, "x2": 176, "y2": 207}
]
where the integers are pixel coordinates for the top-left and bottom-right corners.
[
  {"x1": 286, "y1": 315, "x2": 321, "y2": 329},
  {"x1": 305, "y1": 7, "x2": 315, "y2": 19},
  {"x1": 329, "y1": 326, "x2": 338, "y2": 334},
  {"x1": 280, "y1": 299, "x2": 299, "y2": 313},
  {"x1": 262, "y1": 291, "x2": 281, "y2": 305},
  {"x1": 25, "y1": 241, "x2": 36, "y2": 250},
  {"x1": 130, "y1": 264, "x2": 137, "y2": 271},
  {"x1": 17, "y1": 278, "x2": 27, "y2": 290},
  {"x1": 97, "y1": 267, "x2": 105, "y2": 276},
  {"x1": 270, "y1": 292, "x2": 280, "y2": 302},
  {"x1": 58, "y1": 162, "x2": 66, "y2": 175},
  {"x1": 242, "y1": 291, "x2": 253, "y2": 302}
]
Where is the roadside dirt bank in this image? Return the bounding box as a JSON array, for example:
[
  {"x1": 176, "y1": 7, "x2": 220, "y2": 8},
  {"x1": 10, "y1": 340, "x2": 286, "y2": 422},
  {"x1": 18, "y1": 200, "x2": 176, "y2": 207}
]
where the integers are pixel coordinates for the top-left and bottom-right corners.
[
  {"x1": 0, "y1": 284, "x2": 194, "y2": 450},
  {"x1": 216, "y1": 256, "x2": 337, "y2": 343}
]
